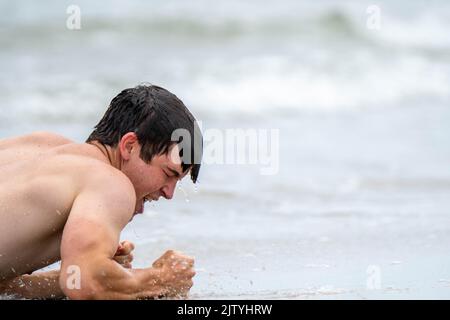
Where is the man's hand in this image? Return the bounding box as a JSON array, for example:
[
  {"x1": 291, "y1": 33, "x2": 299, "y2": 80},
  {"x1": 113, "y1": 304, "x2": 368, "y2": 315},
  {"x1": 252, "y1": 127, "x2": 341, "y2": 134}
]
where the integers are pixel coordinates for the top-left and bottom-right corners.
[
  {"x1": 113, "y1": 241, "x2": 135, "y2": 269},
  {"x1": 152, "y1": 250, "x2": 196, "y2": 298}
]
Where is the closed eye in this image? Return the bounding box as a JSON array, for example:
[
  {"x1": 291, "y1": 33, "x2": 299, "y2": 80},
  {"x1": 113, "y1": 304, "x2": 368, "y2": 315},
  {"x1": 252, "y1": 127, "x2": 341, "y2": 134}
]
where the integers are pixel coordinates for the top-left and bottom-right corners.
[{"x1": 167, "y1": 167, "x2": 181, "y2": 178}]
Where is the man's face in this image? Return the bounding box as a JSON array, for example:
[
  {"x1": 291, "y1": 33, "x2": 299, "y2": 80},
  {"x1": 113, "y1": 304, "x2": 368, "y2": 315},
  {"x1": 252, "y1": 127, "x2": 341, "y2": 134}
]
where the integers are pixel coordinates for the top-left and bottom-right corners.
[{"x1": 119, "y1": 134, "x2": 188, "y2": 216}]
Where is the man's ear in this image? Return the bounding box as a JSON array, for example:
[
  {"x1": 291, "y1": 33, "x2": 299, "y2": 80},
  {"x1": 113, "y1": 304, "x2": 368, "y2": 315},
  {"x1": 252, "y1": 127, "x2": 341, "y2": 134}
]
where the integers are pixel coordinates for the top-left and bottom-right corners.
[{"x1": 119, "y1": 132, "x2": 138, "y2": 161}]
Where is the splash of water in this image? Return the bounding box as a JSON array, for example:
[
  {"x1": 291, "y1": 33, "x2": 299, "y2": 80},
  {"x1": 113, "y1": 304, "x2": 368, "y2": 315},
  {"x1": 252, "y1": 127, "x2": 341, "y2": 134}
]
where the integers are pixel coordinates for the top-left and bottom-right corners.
[{"x1": 177, "y1": 183, "x2": 190, "y2": 203}]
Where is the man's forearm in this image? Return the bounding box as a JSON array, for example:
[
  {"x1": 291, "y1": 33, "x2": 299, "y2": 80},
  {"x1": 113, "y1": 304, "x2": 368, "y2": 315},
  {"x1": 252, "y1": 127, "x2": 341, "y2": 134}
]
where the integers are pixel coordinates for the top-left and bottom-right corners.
[
  {"x1": 95, "y1": 266, "x2": 167, "y2": 299},
  {"x1": 61, "y1": 258, "x2": 167, "y2": 300},
  {"x1": 0, "y1": 270, "x2": 65, "y2": 299},
  {"x1": 60, "y1": 251, "x2": 193, "y2": 299}
]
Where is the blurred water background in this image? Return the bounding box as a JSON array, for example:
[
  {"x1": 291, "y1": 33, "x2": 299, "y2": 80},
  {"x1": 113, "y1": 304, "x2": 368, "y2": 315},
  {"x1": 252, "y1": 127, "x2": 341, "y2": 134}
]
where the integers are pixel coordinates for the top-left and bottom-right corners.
[{"x1": 1, "y1": 0, "x2": 450, "y2": 299}]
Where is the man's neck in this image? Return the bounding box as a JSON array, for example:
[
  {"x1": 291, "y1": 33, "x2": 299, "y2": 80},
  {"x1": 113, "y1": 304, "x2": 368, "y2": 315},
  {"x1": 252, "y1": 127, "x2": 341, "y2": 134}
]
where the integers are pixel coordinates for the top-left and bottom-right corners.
[{"x1": 87, "y1": 141, "x2": 122, "y2": 170}]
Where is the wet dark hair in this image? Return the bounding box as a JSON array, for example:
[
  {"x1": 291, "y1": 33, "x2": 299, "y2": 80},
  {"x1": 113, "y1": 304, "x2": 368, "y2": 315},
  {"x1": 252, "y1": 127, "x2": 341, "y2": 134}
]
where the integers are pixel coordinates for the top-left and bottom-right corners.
[{"x1": 86, "y1": 84, "x2": 203, "y2": 183}]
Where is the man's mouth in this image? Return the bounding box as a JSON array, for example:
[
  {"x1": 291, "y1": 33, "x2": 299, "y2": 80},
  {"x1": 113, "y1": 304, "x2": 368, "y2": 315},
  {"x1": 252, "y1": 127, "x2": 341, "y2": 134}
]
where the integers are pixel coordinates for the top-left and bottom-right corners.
[
  {"x1": 135, "y1": 196, "x2": 157, "y2": 214},
  {"x1": 134, "y1": 194, "x2": 161, "y2": 214}
]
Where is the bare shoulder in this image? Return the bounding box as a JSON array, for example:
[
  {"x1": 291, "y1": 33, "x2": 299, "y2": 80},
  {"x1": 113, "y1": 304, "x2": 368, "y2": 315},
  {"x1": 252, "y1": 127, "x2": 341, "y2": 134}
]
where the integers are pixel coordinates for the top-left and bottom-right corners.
[
  {"x1": 74, "y1": 158, "x2": 136, "y2": 209},
  {"x1": 23, "y1": 131, "x2": 74, "y2": 146},
  {"x1": 41, "y1": 143, "x2": 136, "y2": 210},
  {"x1": 0, "y1": 131, "x2": 73, "y2": 148},
  {"x1": 83, "y1": 162, "x2": 135, "y2": 197},
  {"x1": 66, "y1": 160, "x2": 137, "y2": 227}
]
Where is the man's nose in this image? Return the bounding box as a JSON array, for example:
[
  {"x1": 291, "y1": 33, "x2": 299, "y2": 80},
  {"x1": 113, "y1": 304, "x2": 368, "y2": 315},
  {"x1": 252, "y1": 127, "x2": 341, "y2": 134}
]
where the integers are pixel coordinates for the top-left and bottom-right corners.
[{"x1": 161, "y1": 180, "x2": 177, "y2": 200}]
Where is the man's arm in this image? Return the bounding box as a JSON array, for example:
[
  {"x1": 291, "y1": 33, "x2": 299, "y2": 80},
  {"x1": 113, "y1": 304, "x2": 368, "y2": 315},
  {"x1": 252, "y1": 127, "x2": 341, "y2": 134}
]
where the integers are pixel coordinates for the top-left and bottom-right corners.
[
  {"x1": 59, "y1": 173, "x2": 195, "y2": 300},
  {"x1": 0, "y1": 270, "x2": 64, "y2": 299},
  {"x1": 0, "y1": 241, "x2": 135, "y2": 299}
]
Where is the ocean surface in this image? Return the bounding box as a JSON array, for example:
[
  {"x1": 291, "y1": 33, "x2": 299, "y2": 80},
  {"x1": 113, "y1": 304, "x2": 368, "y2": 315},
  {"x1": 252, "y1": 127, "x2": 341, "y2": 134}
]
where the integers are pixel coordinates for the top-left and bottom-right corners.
[{"x1": 1, "y1": 0, "x2": 450, "y2": 299}]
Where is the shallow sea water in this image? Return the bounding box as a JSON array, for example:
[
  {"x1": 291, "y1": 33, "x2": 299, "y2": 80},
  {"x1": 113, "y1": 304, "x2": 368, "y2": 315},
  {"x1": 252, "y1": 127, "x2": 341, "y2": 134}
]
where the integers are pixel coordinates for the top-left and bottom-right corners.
[{"x1": 1, "y1": 0, "x2": 450, "y2": 299}]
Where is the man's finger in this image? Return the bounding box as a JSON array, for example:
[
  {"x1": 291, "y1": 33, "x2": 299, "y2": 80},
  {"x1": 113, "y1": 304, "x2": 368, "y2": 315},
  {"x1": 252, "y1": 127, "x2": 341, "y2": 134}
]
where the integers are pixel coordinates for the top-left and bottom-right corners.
[
  {"x1": 116, "y1": 241, "x2": 135, "y2": 255},
  {"x1": 179, "y1": 256, "x2": 194, "y2": 268}
]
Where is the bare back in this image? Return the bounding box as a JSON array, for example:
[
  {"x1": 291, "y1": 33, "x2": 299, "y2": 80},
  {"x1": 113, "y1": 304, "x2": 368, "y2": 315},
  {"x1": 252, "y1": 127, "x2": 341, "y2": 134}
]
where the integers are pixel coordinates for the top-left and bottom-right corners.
[{"x1": 0, "y1": 132, "x2": 125, "y2": 279}]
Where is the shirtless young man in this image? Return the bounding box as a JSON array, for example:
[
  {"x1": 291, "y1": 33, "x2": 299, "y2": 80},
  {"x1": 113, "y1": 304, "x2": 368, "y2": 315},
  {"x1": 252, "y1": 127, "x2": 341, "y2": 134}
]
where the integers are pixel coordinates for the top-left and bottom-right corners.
[{"x1": 0, "y1": 85, "x2": 203, "y2": 299}]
